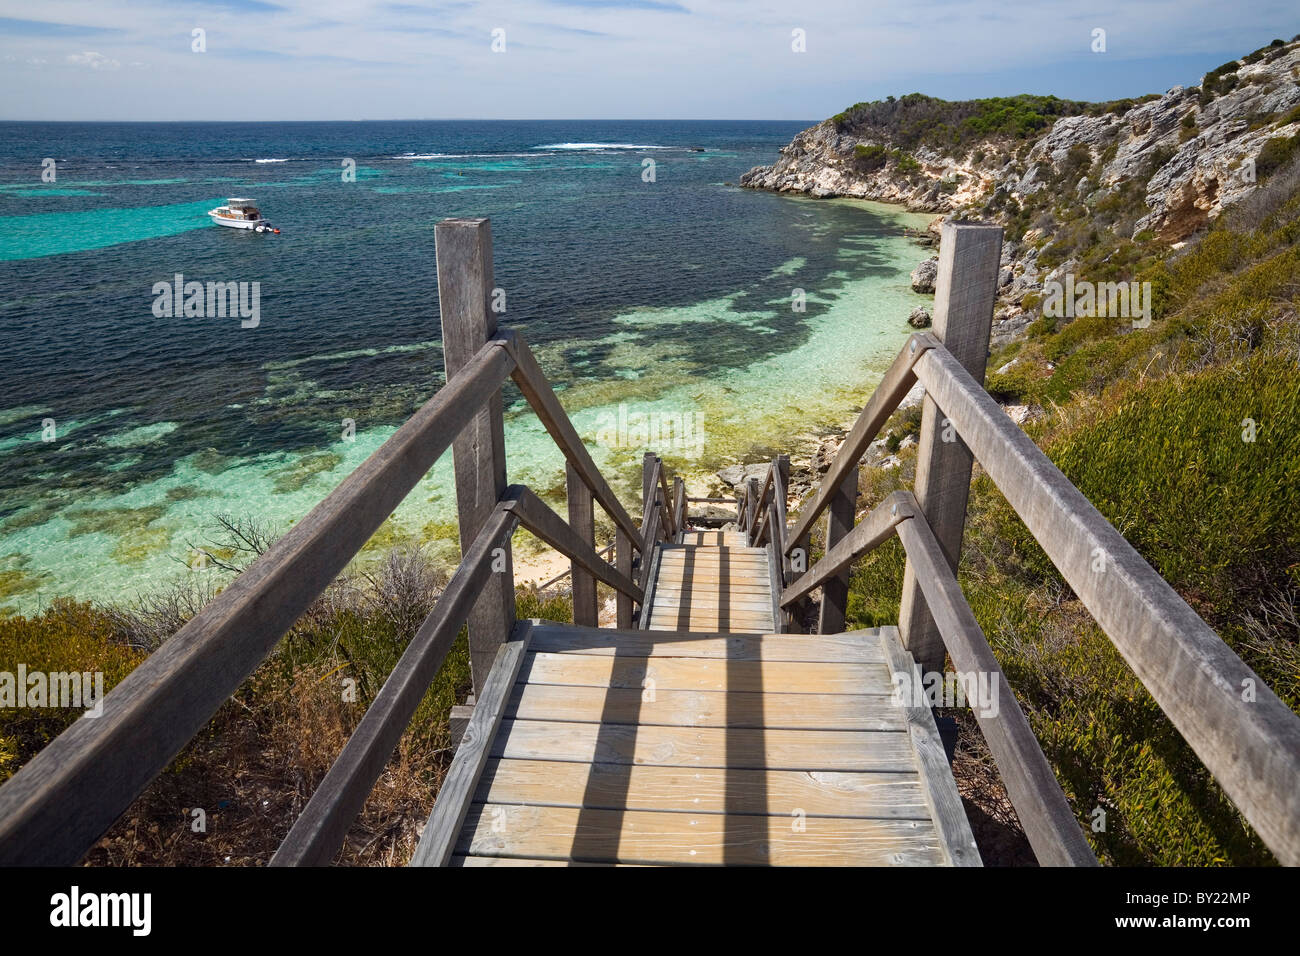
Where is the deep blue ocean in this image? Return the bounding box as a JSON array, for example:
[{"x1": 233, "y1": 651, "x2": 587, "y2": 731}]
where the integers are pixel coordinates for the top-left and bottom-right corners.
[{"x1": 0, "y1": 120, "x2": 932, "y2": 609}]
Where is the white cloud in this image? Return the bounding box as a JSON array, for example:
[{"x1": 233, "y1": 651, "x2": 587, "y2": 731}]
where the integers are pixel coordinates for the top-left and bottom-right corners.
[{"x1": 66, "y1": 51, "x2": 121, "y2": 70}]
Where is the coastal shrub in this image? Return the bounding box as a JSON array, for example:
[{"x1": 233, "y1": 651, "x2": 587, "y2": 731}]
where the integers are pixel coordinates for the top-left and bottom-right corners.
[
  {"x1": 1026, "y1": 315, "x2": 1055, "y2": 337},
  {"x1": 0, "y1": 517, "x2": 577, "y2": 863},
  {"x1": 984, "y1": 361, "x2": 1041, "y2": 403},
  {"x1": 827, "y1": 93, "x2": 1101, "y2": 153},
  {"x1": 947, "y1": 356, "x2": 1300, "y2": 864},
  {"x1": 515, "y1": 587, "x2": 574, "y2": 624},
  {"x1": 1048, "y1": 355, "x2": 1300, "y2": 684},
  {"x1": 0, "y1": 601, "x2": 144, "y2": 784},
  {"x1": 1255, "y1": 133, "x2": 1300, "y2": 179},
  {"x1": 852, "y1": 143, "x2": 889, "y2": 170}
]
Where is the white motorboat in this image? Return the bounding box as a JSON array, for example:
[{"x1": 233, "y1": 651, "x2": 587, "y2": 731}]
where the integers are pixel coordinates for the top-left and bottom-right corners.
[{"x1": 208, "y1": 198, "x2": 279, "y2": 233}]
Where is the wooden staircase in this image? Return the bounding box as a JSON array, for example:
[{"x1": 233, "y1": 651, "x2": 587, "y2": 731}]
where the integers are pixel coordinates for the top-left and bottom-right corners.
[
  {"x1": 7, "y1": 218, "x2": 1298, "y2": 869},
  {"x1": 644, "y1": 537, "x2": 776, "y2": 633},
  {"x1": 422, "y1": 620, "x2": 979, "y2": 866}
]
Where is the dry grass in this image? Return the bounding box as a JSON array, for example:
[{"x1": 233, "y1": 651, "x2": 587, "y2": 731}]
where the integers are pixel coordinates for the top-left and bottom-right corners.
[{"x1": 83, "y1": 655, "x2": 457, "y2": 867}]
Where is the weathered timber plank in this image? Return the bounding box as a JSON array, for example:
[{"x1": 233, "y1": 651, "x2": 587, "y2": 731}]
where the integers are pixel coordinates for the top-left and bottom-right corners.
[
  {"x1": 615, "y1": 527, "x2": 633, "y2": 629},
  {"x1": 566, "y1": 461, "x2": 598, "y2": 627},
  {"x1": 476, "y1": 758, "x2": 930, "y2": 818},
  {"x1": 651, "y1": 596, "x2": 776, "y2": 613},
  {"x1": 899, "y1": 221, "x2": 1004, "y2": 673},
  {"x1": 436, "y1": 218, "x2": 516, "y2": 695},
  {"x1": 457, "y1": 805, "x2": 944, "y2": 866},
  {"x1": 646, "y1": 619, "x2": 776, "y2": 634},
  {"x1": 517, "y1": 652, "x2": 891, "y2": 694},
  {"x1": 272, "y1": 508, "x2": 520, "y2": 866},
  {"x1": 452, "y1": 855, "x2": 635, "y2": 867},
  {"x1": 649, "y1": 581, "x2": 775, "y2": 596},
  {"x1": 527, "y1": 625, "x2": 884, "y2": 662},
  {"x1": 782, "y1": 490, "x2": 913, "y2": 606},
  {"x1": 895, "y1": 507, "x2": 1096, "y2": 866},
  {"x1": 489, "y1": 719, "x2": 915, "y2": 771},
  {"x1": 878, "y1": 626, "x2": 981, "y2": 867},
  {"x1": 408, "y1": 620, "x2": 534, "y2": 867},
  {"x1": 501, "y1": 486, "x2": 643, "y2": 602},
  {"x1": 505, "y1": 683, "x2": 902, "y2": 730},
  {"x1": 500, "y1": 327, "x2": 642, "y2": 549},
  {"x1": 819, "y1": 464, "x2": 858, "y2": 634}
]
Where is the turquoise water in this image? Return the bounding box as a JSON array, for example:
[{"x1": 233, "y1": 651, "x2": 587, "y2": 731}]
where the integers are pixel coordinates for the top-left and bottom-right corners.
[
  {"x1": 0, "y1": 200, "x2": 221, "y2": 260},
  {"x1": 0, "y1": 121, "x2": 932, "y2": 613}
]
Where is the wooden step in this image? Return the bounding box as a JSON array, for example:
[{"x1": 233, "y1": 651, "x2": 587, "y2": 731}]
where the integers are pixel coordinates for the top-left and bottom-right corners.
[
  {"x1": 456, "y1": 804, "x2": 944, "y2": 866},
  {"x1": 680, "y1": 531, "x2": 749, "y2": 547},
  {"x1": 422, "y1": 623, "x2": 980, "y2": 869},
  {"x1": 489, "y1": 718, "x2": 917, "y2": 771},
  {"x1": 475, "y1": 758, "x2": 931, "y2": 818},
  {"x1": 525, "y1": 626, "x2": 884, "y2": 662},
  {"x1": 517, "y1": 652, "x2": 890, "y2": 694},
  {"x1": 505, "y1": 684, "x2": 902, "y2": 730}
]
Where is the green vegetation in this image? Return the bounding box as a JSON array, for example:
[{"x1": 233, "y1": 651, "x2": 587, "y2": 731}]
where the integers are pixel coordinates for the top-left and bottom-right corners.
[
  {"x1": 853, "y1": 143, "x2": 922, "y2": 178},
  {"x1": 833, "y1": 153, "x2": 1300, "y2": 864},
  {"x1": 0, "y1": 523, "x2": 574, "y2": 864},
  {"x1": 1256, "y1": 132, "x2": 1300, "y2": 178},
  {"x1": 830, "y1": 93, "x2": 1132, "y2": 152}
]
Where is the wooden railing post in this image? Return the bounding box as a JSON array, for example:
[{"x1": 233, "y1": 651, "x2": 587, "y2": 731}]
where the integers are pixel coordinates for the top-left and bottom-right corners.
[
  {"x1": 744, "y1": 478, "x2": 760, "y2": 543},
  {"x1": 672, "y1": 476, "x2": 685, "y2": 542},
  {"x1": 898, "y1": 220, "x2": 1002, "y2": 673},
  {"x1": 770, "y1": 455, "x2": 791, "y2": 631},
  {"x1": 566, "y1": 460, "x2": 598, "y2": 626},
  {"x1": 819, "y1": 463, "x2": 857, "y2": 634},
  {"x1": 641, "y1": 452, "x2": 657, "y2": 520},
  {"x1": 615, "y1": 528, "x2": 633, "y2": 628},
  {"x1": 436, "y1": 217, "x2": 516, "y2": 694}
]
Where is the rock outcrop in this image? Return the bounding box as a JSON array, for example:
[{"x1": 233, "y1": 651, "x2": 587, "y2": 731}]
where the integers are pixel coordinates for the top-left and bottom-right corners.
[
  {"x1": 910, "y1": 258, "x2": 938, "y2": 293},
  {"x1": 742, "y1": 39, "x2": 1300, "y2": 245}
]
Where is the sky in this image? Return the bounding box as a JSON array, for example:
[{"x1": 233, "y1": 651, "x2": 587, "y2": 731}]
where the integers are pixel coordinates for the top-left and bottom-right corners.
[{"x1": 0, "y1": 0, "x2": 1296, "y2": 121}]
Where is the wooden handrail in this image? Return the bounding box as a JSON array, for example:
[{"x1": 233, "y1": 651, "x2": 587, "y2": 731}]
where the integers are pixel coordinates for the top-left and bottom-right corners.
[
  {"x1": 781, "y1": 490, "x2": 914, "y2": 606},
  {"x1": 409, "y1": 620, "x2": 535, "y2": 866},
  {"x1": 0, "y1": 337, "x2": 517, "y2": 866},
  {"x1": 500, "y1": 486, "x2": 645, "y2": 603},
  {"x1": 892, "y1": 494, "x2": 1097, "y2": 866},
  {"x1": 498, "y1": 328, "x2": 644, "y2": 552},
  {"x1": 272, "y1": 506, "x2": 520, "y2": 866},
  {"x1": 914, "y1": 343, "x2": 1300, "y2": 864},
  {"x1": 784, "y1": 331, "x2": 937, "y2": 555}
]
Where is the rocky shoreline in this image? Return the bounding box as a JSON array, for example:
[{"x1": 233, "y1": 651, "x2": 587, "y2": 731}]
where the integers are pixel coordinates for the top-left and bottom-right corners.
[{"x1": 716, "y1": 40, "x2": 1300, "y2": 507}]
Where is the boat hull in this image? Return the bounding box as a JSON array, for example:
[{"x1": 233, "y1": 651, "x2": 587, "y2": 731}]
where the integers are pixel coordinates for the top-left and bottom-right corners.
[{"x1": 209, "y1": 214, "x2": 266, "y2": 230}]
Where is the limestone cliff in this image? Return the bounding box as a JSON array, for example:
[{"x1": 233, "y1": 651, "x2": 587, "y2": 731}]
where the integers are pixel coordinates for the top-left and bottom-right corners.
[{"x1": 742, "y1": 38, "x2": 1300, "y2": 243}]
